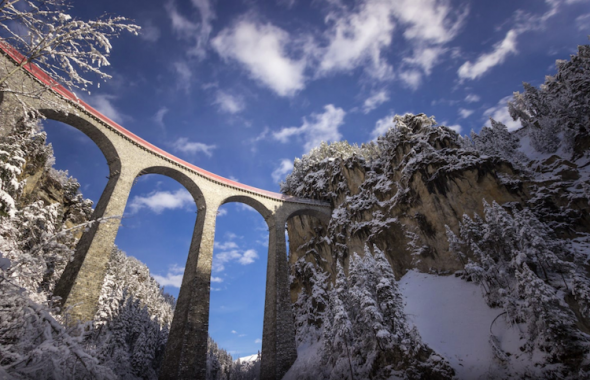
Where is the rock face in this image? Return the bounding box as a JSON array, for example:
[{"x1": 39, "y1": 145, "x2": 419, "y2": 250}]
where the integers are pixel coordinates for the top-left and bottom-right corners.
[
  {"x1": 17, "y1": 132, "x2": 93, "y2": 237},
  {"x1": 284, "y1": 114, "x2": 590, "y2": 301}
]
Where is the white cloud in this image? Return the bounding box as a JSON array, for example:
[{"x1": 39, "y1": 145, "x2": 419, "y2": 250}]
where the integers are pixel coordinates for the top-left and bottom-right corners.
[
  {"x1": 232, "y1": 330, "x2": 237, "y2": 334},
  {"x1": 209, "y1": 0, "x2": 465, "y2": 94},
  {"x1": 173, "y1": 61, "x2": 193, "y2": 92},
  {"x1": 457, "y1": 0, "x2": 579, "y2": 81},
  {"x1": 153, "y1": 264, "x2": 185, "y2": 288},
  {"x1": 398, "y1": 70, "x2": 422, "y2": 89},
  {"x1": 140, "y1": 21, "x2": 161, "y2": 42},
  {"x1": 271, "y1": 159, "x2": 293, "y2": 183},
  {"x1": 166, "y1": 1, "x2": 198, "y2": 37},
  {"x1": 211, "y1": 276, "x2": 223, "y2": 283},
  {"x1": 446, "y1": 124, "x2": 462, "y2": 133},
  {"x1": 252, "y1": 128, "x2": 269, "y2": 143},
  {"x1": 217, "y1": 208, "x2": 228, "y2": 217},
  {"x1": 239, "y1": 249, "x2": 258, "y2": 265},
  {"x1": 256, "y1": 236, "x2": 269, "y2": 248},
  {"x1": 458, "y1": 108, "x2": 474, "y2": 119},
  {"x1": 213, "y1": 250, "x2": 241, "y2": 272},
  {"x1": 215, "y1": 241, "x2": 239, "y2": 250},
  {"x1": 188, "y1": 0, "x2": 216, "y2": 58},
  {"x1": 273, "y1": 104, "x2": 345, "y2": 152},
  {"x1": 214, "y1": 91, "x2": 245, "y2": 114},
  {"x1": 165, "y1": 0, "x2": 215, "y2": 58},
  {"x1": 393, "y1": 0, "x2": 466, "y2": 44},
  {"x1": 402, "y1": 46, "x2": 447, "y2": 75},
  {"x1": 88, "y1": 94, "x2": 128, "y2": 125},
  {"x1": 370, "y1": 114, "x2": 394, "y2": 140},
  {"x1": 254, "y1": 339, "x2": 262, "y2": 344},
  {"x1": 464, "y1": 94, "x2": 481, "y2": 103},
  {"x1": 153, "y1": 107, "x2": 169, "y2": 128},
  {"x1": 236, "y1": 203, "x2": 257, "y2": 213},
  {"x1": 212, "y1": 20, "x2": 306, "y2": 96},
  {"x1": 247, "y1": 127, "x2": 270, "y2": 153},
  {"x1": 362, "y1": 90, "x2": 389, "y2": 113},
  {"x1": 171, "y1": 137, "x2": 216, "y2": 156},
  {"x1": 458, "y1": 30, "x2": 518, "y2": 80},
  {"x1": 317, "y1": 0, "x2": 465, "y2": 82},
  {"x1": 576, "y1": 13, "x2": 590, "y2": 31},
  {"x1": 483, "y1": 96, "x2": 522, "y2": 131},
  {"x1": 213, "y1": 241, "x2": 259, "y2": 272},
  {"x1": 129, "y1": 188, "x2": 194, "y2": 214},
  {"x1": 318, "y1": 0, "x2": 396, "y2": 79}
]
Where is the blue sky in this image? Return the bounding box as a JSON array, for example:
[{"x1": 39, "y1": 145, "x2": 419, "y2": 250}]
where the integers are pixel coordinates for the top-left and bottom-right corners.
[{"x1": 42, "y1": 0, "x2": 590, "y2": 358}]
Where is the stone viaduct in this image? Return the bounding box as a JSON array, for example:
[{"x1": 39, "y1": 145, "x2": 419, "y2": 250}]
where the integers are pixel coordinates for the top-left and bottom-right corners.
[{"x1": 0, "y1": 44, "x2": 332, "y2": 380}]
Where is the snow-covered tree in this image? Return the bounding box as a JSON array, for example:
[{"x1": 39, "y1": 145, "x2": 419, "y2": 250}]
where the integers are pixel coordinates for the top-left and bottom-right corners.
[
  {"x1": 0, "y1": 109, "x2": 179, "y2": 379},
  {"x1": 449, "y1": 201, "x2": 590, "y2": 374},
  {"x1": 471, "y1": 119, "x2": 529, "y2": 169},
  {"x1": 372, "y1": 246, "x2": 413, "y2": 350},
  {"x1": 307, "y1": 250, "x2": 455, "y2": 379},
  {"x1": 92, "y1": 292, "x2": 168, "y2": 380},
  {"x1": 0, "y1": 0, "x2": 139, "y2": 92},
  {"x1": 509, "y1": 43, "x2": 590, "y2": 159},
  {"x1": 292, "y1": 258, "x2": 330, "y2": 343},
  {"x1": 0, "y1": 253, "x2": 116, "y2": 379},
  {"x1": 328, "y1": 262, "x2": 356, "y2": 380}
]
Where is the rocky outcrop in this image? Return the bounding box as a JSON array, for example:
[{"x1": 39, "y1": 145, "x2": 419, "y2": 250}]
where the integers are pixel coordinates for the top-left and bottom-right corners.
[
  {"x1": 284, "y1": 114, "x2": 590, "y2": 301},
  {"x1": 17, "y1": 130, "x2": 93, "y2": 235}
]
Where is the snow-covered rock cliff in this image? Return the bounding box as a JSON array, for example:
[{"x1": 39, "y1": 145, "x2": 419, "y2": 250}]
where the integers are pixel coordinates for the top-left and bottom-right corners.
[{"x1": 283, "y1": 44, "x2": 590, "y2": 379}]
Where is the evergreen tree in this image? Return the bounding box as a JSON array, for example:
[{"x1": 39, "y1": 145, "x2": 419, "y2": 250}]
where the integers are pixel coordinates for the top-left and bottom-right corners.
[
  {"x1": 450, "y1": 201, "x2": 590, "y2": 373},
  {"x1": 0, "y1": 253, "x2": 116, "y2": 379},
  {"x1": 509, "y1": 44, "x2": 590, "y2": 159},
  {"x1": 372, "y1": 245, "x2": 413, "y2": 351},
  {"x1": 330, "y1": 262, "x2": 355, "y2": 380},
  {"x1": 471, "y1": 118, "x2": 528, "y2": 169}
]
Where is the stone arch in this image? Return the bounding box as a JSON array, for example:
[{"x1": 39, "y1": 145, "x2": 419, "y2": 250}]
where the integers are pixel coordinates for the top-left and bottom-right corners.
[
  {"x1": 221, "y1": 194, "x2": 273, "y2": 223},
  {"x1": 283, "y1": 206, "x2": 332, "y2": 297},
  {"x1": 136, "y1": 166, "x2": 206, "y2": 210},
  {"x1": 37, "y1": 109, "x2": 121, "y2": 174},
  {"x1": 284, "y1": 207, "x2": 331, "y2": 225}
]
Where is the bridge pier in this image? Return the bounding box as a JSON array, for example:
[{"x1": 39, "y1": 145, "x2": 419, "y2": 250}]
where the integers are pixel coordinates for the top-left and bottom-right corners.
[
  {"x1": 261, "y1": 214, "x2": 297, "y2": 380},
  {"x1": 54, "y1": 165, "x2": 134, "y2": 322},
  {"x1": 160, "y1": 200, "x2": 219, "y2": 380}
]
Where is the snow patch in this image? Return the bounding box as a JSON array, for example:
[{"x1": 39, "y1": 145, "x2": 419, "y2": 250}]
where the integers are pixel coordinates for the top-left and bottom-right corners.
[
  {"x1": 400, "y1": 270, "x2": 528, "y2": 379},
  {"x1": 517, "y1": 131, "x2": 551, "y2": 161},
  {"x1": 237, "y1": 353, "x2": 259, "y2": 363},
  {"x1": 282, "y1": 341, "x2": 323, "y2": 380}
]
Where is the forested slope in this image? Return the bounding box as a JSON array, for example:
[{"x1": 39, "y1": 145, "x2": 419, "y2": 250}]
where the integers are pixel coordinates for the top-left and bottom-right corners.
[
  {"x1": 0, "y1": 119, "x2": 174, "y2": 379},
  {"x1": 0, "y1": 119, "x2": 259, "y2": 379}
]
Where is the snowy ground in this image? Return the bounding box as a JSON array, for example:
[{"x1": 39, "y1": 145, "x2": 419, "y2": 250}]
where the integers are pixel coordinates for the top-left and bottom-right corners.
[
  {"x1": 284, "y1": 270, "x2": 550, "y2": 379},
  {"x1": 400, "y1": 270, "x2": 539, "y2": 379},
  {"x1": 282, "y1": 341, "x2": 323, "y2": 380},
  {"x1": 237, "y1": 353, "x2": 258, "y2": 363}
]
